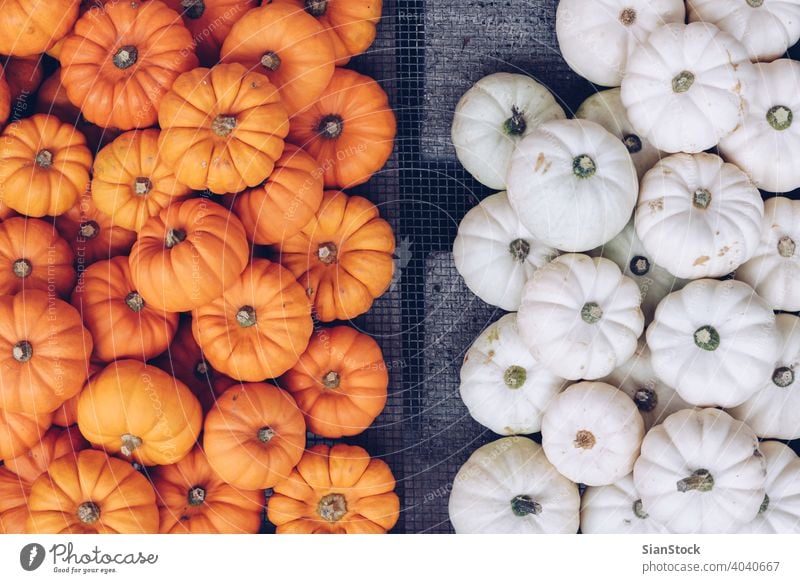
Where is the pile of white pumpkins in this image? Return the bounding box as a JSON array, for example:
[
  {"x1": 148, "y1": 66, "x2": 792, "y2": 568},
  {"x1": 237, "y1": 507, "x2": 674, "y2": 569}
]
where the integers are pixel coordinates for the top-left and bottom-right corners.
[{"x1": 447, "y1": 0, "x2": 800, "y2": 534}]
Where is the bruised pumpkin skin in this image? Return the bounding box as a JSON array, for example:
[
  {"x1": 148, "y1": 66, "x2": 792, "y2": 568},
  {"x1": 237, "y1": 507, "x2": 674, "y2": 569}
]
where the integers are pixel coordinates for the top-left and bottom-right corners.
[
  {"x1": 0, "y1": 0, "x2": 80, "y2": 57},
  {"x1": 267, "y1": 443, "x2": 400, "y2": 534},
  {"x1": 26, "y1": 449, "x2": 159, "y2": 534}
]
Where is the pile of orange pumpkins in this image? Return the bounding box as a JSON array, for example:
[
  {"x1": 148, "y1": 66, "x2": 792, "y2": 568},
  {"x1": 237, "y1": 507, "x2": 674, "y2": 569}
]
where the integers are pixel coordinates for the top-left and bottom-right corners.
[{"x1": 0, "y1": 0, "x2": 401, "y2": 534}]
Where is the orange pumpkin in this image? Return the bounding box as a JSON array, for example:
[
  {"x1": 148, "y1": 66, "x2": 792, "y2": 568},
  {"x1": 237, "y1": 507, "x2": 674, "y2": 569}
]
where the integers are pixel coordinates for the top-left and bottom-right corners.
[
  {"x1": 0, "y1": 467, "x2": 28, "y2": 533},
  {"x1": 0, "y1": 201, "x2": 15, "y2": 222},
  {"x1": 157, "y1": 63, "x2": 289, "y2": 194},
  {"x1": 270, "y1": 0, "x2": 381, "y2": 65},
  {"x1": 0, "y1": 289, "x2": 93, "y2": 414},
  {"x1": 0, "y1": 0, "x2": 80, "y2": 57},
  {"x1": 164, "y1": 0, "x2": 258, "y2": 66},
  {"x1": 203, "y1": 382, "x2": 306, "y2": 489},
  {"x1": 26, "y1": 449, "x2": 159, "y2": 533},
  {"x1": 152, "y1": 445, "x2": 264, "y2": 533},
  {"x1": 281, "y1": 326, "x2": 388, "y2": 437},
  {"x1": 0, "y1": 67, "x2": 11, "y2": 126},
  {"x1": 54, "y1": 189, "x2": 137, "y2": 266},
  {"x1": 60, "y1": 0, "x2": 198, "y2": 130},
  {"x1": 0, "y1": 216, "x2": 76, "y2": 297},
  {"x1": 53, "y1": 361, "x2": 100, "y2": 427},
  {"x1": 220, "y1": 3, "x2": 334, "y2": 117},
  {"x1": 0, "y1": 113, "x2": 92, "y2": 217},
  {"x1": 0, "y1": 407, "x2": 52, "y2": 462},
  {"x1": 77, "y1": 359, "x2": 203, "y2": 466},
  {"x1": 289, "y1": 68, "x2": 395, "y2": 188},
  {"x1": 46, "y1": 0, "x2": 110, "y2": 60},
  {"x1": 277, "y1": 190, "x2": 395, "y2": 322},
  {"x1": 72, "y1": 256, "x2": 180, "y2": 362},
  {"x1": 4, "y1": 425, "x2": 88, "y2": 483},
  {"x1": 268, "y1": 443, "x2": 399, "y2": 533},
  {"x1": 92, "y1": 129, "x2": 193, "y2": 232},
  {"x1": 231, "y1": 144, "x2": 324, "y2": 245},
  {"x1": 2, "y1": 55, "x2": 44, "y2": 102},
  {"x1": 151, "y1": 316, "x2": 231, "y2": 414},
  {"x1": 192, "y1": 258, "x2": 313, "y2": 381},
  {"x1": 129, "y1": 198, "x2": 249, "y2": 312}
]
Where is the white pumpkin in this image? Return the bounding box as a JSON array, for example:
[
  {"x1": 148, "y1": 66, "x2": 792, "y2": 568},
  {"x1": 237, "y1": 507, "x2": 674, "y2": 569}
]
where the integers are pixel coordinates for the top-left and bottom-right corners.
[
  {"x1": 541, "y1": 381, "x2": 644, "y2": 487},
  {"x1": 581, "y1": 474, "x2": 670, "y2": 534},
  {"x1": 602, "y1": 340, "x2": 694, "y2": 432},
  {"x1": 737, "y1": 441, "x2": 800, "y2": 534},
  {"x1": 688, "y1": 0, "x2": 800, "y2": 62},
  {"x1": 621, "y1": 22, "x2": 755, "y2": 154},
  {"x1": 459, "y1": 314, "x2": 564, "y2": 435},
  {"x1": 448, "y1": 436, "x2": 580, "y2": 534},
  {"x1": 451, "y1": 73, "x2": 566, "y2": 190},
  {"x1": 593, "y1": 221, "x2": 688, "y2": 322},
  {"x1": 453, "y1": 192, "x2": 558, "y2": 311},
  {"x1": 635, "y1": 153, "x2": 764, "y2": 279},
  {"x1": 736, "y1": 197, "x2": 800, "y2": 311},
  {"x1": 720, "y1": 60, "x2": 800, "y2": 193},
  {"x1": 647, "y1": 279, "x2": 779, "y2": 408},
  {"x1": 729, "y1": 314, "x2": 800, "y2": 440},
  {"x1": 556, "y1": 0, "x2": 685, "y2": 87},
  {"x1": 575, "y1": 88, "x2": 664, "y2": 179},
  {"x1": 507, "y1": 119, "x2": 638, "y2": 252},
  {"x1": 518, "y1": 254, "x2": 644, "y2": 380},
  {"x1": 634, "y1": 408, "x2": 767, "y2": 534}
]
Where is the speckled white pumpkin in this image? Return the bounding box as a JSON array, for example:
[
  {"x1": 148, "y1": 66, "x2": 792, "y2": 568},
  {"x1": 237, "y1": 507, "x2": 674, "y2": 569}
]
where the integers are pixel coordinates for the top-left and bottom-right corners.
[
  {"x1": 621, "y1": 22, "x2": 755, "y2": 154},
  {"x1": 451, "y1": 73, "x2": 566, "y2": 190},
  {"x1": 556, "y1": 0, "x2": 686, "y2": 87},
  {"x1": 448, "y1": 436, "x2": 580, "y2": 533},
  {"x1": 518, "y1": 254, "x2": 644, "y2": 380},
  {"x1": 541, "y1": 381, "x2": 645, "y2": 487},
  {"x1": 635, "y1": 153, "x2": 764, "y2": 280},
  {"x1": 581, "y1": 474, "x2": 670, "y2": 534},
  {"x1": 647, "y1": 279, "x2": 779, "y2": 408},
  {"x1": 729, "y1": 314, "x2": 800, "y2": 440},
  {"x1": 737, "y1": 441, "x2": 800, "y2": 534},
  {"x1": 506, "y1": 119, "x2": 638, "y2": 252},
  {"x1": 634, "y1": 408, "x2": 767, "y2": 534},
  {"x1": 459, "y1": 313, "x2": 564, "y2": 436},
  {"x1": 453, "y1": 192, "x2": 558, "y2": 311}
]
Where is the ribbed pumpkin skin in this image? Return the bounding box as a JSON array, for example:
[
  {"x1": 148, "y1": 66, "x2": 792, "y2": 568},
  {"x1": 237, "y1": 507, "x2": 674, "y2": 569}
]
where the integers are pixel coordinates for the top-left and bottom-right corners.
[
  {"x1": 0, "y1": 408, "x2": 53, "y2": 462},
  {"x1": 0, "y1": 467, "x2": 30, "y2": 533},
  {"x1": 2, "y1": 55, "x2": 44, "y2": 101},
  {"x1": 0, "y1": 0, "x2": 80, "y2": 57},
  {"x1": 3, "y1": 426, "x2": 87, "y2": 483}
]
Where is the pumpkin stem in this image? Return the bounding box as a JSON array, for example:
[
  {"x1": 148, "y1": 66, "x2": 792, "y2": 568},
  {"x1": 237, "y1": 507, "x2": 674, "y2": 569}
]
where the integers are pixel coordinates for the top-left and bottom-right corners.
[
  {"x1": 772, "y1": 366, "x2": 794, "y2": 387},
  {"x1": 633, "y1": 387, "x2": 658, "y2": 413},
  {"x1": 317, "y1": 493, "x2": 348, "y2": 522},
  {"x1": 125, "y1": 291, "x2": 145, "y2": 313},
  {"x1": 317, "y1": 242, "x2": 338, "y2": 264},
  {"x1": 12, "y1": 258, "x2": 32, "y2": 278},
  {"x1": 573, "y1": 430, "x2": 596, "y2": 449},
  {"x1": 120, "y1": 433, "x2": 143, "y2": 457},
  {"x1": 322, "y1": 371, "x2": 340, "y2": 389},
  {"x1": 747, "y1": 0, "x2": 765, "y2": 7},
  {"x1": 165, "y1": 228, "x2": 187, "y2": 249},
  {"x1": 503, "y1": 106, "x2": 527, "y2": 136},
  {"x1": 629, "y1": 255, "x2": 650, "y2": 276},
  {"x1": 133, "y1": 177, "x2": 152, "y2": 196},
  {"x1": 12, "y1": 340, "x2": 33, "y2": 363},
  {"x1": 693, "y1": 189, "x2": 712, "y2": 210},
  {"x1": 623, "y1": 134, "x2": 642, "y2": 154},
  {"x1": 194, "y1": 360, "x2": 209, "y2": 378},
  {"x1": 188, "y1": 486, "x2": 207, "y2": 506},
  {"x1": 211, "y1": 115, "x2": 237, "y2": 137},
  {"x1": 677, "y1": 469, "x2": 714, "y2": 493},
  {"x1": 580, "y1": 302, "x2": 603, "y2": 324},
  {"x1": 305, "y1": 0, "x2": 328, "y2": 17},
  {"x1": 759, "y1": 493, "x2": 770, "y2": 514},
  {"x1": 260, "y1": 51, "x2": 282, "y2": 72},
  {"x1": 257, "y1": 426, "x2": 275, "y2": 443},
  {"x1": 672, "y1": 70, "x2": 695, "y2": 93},
  {"x1": 503, "y1": 365, "x2": 527, "y2": 389},
  {"x1": 35, "y1": 149, "x2": 53, "y2": 168},
  {"x1": 510, "y1": 494, "x2": 541, "y2": 517},
  {"x1": 766, "y1": 105, "x2": 793, "y2": 131},
  {"x1": 113, "y1": 45, "x2": 138, "y2": 69},
  {"x1": 694, "y1": 325, "x2": 720, "y2": 351},
  {"x1": 77, "y1": 501, "x2": 101, "y2": 524},
  {"x1": 778, "y1": 236, "x2": 796, "y2": 258},
  {"x1": 79, "y1": 221, "x2": 100, "y2": 240},
  {"x1": 572, "y1": 154, "x2": 597, "y2": 179},
  {"x1": 317, "y1": 114, "x2": 344, "y2": 139},
  {"x1": 181, "y1": 0, "x2": 205, "y2": 18},
  {"x1": 632, "y1": 499, "x2": 649, "y2": 520},
  {"x1": 508, "y1": 238, "x2": 530, "y2": 263},
  {"x1": 619, "y1": 7, "x2": 636, "y2": 25},
  {"x1": 236, "y1": 306, "x2": 257, "y2": 328}
]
